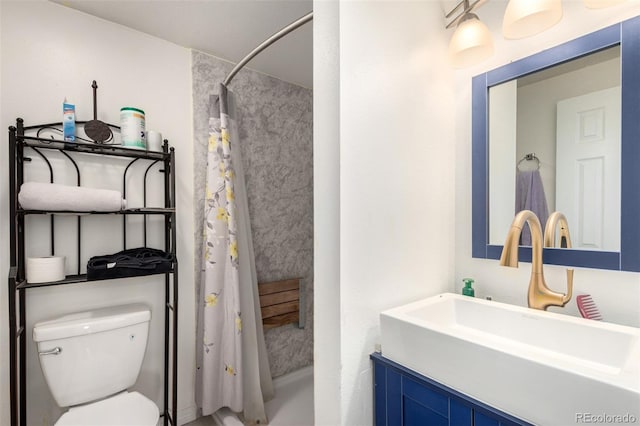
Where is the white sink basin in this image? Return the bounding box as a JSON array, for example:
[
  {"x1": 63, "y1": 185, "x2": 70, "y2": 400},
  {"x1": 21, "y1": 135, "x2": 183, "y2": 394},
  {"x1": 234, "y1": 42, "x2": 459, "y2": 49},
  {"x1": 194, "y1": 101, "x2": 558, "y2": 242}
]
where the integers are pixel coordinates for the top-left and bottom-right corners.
[{"x1": 380, "y1": 293, "x2": 640, "y2": 425}]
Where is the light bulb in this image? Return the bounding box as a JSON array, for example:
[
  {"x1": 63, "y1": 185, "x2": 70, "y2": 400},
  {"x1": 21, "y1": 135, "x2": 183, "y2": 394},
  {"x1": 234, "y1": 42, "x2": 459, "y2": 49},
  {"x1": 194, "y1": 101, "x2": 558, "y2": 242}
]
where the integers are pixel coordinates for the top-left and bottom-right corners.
[
  {"x1": 503, "y1": 0, "x2": 563, "y2": 39},
  {"x1": 449, "y1": 14, "x2": 494, "y2": 68}
]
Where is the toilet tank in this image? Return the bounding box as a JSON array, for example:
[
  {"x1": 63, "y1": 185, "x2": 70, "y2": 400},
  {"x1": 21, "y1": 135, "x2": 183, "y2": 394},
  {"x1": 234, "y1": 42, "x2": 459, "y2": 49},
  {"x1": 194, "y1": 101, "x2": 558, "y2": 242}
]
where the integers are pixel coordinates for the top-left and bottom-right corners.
[{"x1": 33, "y1": 304, "x2": 151, "y2": 407}]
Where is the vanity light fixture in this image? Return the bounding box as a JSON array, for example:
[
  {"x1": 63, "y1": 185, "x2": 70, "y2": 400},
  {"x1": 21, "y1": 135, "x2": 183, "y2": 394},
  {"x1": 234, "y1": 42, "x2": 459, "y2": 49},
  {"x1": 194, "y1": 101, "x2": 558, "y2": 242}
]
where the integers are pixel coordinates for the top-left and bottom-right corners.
[
  {"x1": 583, "y1": 0, "x2": 627, "y2": 8},
  {"x1": 446, "y1": 0, "x2": 494, "y2": 68},
  {"x1": 502, "y1": 0, "x2": 563, "y2": 39}
]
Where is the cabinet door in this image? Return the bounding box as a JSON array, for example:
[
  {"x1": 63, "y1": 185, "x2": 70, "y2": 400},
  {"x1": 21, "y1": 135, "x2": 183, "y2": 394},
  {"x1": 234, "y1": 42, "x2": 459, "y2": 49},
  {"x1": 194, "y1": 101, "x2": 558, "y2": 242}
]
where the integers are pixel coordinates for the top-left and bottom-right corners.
[
  {"x1": 450, "y1": 399, "x2": 473, "y2": 425},
  {"x1": 403, "y1": 397, "x2": 448, "y2": 426},
  {"x1": 373, "y1": 358, "x2": 473, "y2": 426},
  {"x1": 475, "y1": 409, "x2": 525, "y2": 426},
  {"x1": 372, "y1": 355, "x2": 525, "y2": 426},
  {"x1": 475, "y1": 411, "x2": 502, "y2": 426},
  {"x1": 373, "y1": 358, "x2": 387, "y2": 425},
  {"x1": 403, "y1": 377, "x2": 449, "y2": 426},
  {"x1": 373, "y1": 359, "x2": 402, "y2": 426}
]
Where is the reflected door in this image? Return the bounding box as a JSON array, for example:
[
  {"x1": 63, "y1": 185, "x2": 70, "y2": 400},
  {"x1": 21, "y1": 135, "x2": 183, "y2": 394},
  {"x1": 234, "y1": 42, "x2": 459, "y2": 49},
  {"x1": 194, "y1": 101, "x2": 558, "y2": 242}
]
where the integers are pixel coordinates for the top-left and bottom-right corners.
[{"x1": 555, "y1": 86, "x2": 621, "y2": 251}]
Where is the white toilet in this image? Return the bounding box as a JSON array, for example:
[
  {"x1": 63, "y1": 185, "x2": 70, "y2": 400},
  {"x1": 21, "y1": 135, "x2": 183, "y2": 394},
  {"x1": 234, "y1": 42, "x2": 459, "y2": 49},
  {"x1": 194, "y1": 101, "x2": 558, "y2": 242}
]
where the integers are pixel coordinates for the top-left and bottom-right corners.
[{"x1": 33, "y1": 304, "x2": 160, "y2": 426}]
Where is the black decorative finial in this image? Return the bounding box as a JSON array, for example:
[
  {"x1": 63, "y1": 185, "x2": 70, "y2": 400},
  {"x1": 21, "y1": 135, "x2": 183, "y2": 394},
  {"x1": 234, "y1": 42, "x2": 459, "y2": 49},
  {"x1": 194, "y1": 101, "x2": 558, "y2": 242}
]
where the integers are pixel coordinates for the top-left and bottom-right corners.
[
  {"x1": 85, "y1": 80, "x2": 112, "y2": 144},
  {"x1": 91, "y1": 80, "x2": 98, "y2": 119}
]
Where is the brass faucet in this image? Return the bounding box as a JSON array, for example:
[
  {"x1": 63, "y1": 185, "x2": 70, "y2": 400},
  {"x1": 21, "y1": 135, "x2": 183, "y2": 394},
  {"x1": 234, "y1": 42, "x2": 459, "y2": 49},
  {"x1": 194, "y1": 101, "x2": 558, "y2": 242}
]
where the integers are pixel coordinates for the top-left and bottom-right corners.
[
  {"x1": 544, "y1": 211, "x2": 572, "y2": 248},
  {"x1": 500, "y1": 210, "x2": 573, "y2": 311}
]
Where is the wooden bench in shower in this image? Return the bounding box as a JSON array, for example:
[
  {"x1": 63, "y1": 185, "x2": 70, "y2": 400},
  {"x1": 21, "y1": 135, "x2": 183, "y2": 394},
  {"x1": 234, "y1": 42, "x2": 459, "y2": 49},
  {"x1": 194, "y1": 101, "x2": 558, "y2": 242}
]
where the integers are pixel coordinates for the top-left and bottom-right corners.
[{"x1": 258, "y1": 278, "x2": 305, "y2": 329}]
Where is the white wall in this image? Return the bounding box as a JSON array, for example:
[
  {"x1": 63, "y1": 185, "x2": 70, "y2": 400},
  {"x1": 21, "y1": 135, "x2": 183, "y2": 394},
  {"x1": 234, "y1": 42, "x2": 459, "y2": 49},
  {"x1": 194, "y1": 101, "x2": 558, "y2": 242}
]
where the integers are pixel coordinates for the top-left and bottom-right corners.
[
  {"x1": 312, "y1": 1, "x2": 342, "y2": 425},
  {"x1": 455, "y1": 2, "x2": 640, "y2": 326},
  {"x1": 313, "y1": 1, "x2": 456, "y2": 425},
  {"x1": 0, "y1": 2, "x2": 196, "y2": 425}
]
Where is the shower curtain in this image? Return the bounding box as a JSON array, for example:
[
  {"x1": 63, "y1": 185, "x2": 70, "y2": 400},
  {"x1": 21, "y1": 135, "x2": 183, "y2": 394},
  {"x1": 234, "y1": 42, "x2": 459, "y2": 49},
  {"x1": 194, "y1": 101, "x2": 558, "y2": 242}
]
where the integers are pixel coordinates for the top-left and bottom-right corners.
[{"x1": 196, "y1": 83, "x2": 274, "y2": 425}]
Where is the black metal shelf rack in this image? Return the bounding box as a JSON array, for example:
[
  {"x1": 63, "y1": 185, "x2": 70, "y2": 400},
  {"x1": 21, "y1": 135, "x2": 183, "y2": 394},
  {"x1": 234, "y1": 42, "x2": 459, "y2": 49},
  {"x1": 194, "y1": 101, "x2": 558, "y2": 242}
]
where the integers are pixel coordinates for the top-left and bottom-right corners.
[{"x1": 7, "y1": 117, "x2": 179, "y2": 426}]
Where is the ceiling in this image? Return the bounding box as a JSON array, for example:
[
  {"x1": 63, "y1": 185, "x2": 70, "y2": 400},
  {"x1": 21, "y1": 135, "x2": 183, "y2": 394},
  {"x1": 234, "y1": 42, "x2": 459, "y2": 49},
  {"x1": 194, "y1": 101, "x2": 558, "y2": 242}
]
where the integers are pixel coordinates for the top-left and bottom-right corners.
[{"x1": 52, "y1": 0, "x2": 313, "y2": 88}]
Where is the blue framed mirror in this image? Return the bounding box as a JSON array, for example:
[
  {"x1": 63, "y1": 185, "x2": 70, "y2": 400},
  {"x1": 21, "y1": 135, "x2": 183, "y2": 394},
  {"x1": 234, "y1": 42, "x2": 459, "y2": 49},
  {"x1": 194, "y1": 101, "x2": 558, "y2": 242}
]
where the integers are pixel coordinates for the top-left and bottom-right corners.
[{"x1": 472, "y1": 15, "x2": 640, "y2": 271}]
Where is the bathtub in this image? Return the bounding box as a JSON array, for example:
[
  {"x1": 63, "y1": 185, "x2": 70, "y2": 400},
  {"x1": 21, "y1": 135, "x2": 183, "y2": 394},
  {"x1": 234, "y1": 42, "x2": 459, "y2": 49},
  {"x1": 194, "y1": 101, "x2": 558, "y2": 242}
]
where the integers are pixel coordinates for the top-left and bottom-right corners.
[{"x1": 212, "y1": 365, "x2": 314, "y2": 426}]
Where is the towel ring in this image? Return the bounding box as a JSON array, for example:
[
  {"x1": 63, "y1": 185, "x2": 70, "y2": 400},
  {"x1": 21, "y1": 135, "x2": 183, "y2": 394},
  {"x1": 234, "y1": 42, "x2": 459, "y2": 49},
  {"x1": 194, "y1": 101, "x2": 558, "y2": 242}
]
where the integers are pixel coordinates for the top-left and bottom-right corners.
[{"x1": 517, "y1": 153, "x2": 540, "y2": 171}]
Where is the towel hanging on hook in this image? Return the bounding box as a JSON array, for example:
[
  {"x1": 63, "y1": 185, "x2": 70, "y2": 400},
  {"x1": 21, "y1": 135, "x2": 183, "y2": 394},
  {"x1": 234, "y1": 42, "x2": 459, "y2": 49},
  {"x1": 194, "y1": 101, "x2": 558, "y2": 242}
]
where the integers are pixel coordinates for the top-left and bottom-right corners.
[
  {"x1": 517, "y1": 153, "x2": 540, "y2": 171},
  {"x1": 515, "y1": 153, "x2": 548, "y2": 245}
]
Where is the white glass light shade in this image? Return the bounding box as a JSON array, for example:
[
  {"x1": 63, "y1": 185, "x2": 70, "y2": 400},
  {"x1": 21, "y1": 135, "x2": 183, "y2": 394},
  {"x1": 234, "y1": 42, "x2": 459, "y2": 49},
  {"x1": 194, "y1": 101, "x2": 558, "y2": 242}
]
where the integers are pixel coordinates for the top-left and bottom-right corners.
[
  {"x1": 503, "y1": 0, "x2": 563, "y2": 39},
  {"x1": 449, "y1": 15, "x2": 494, "y2": 69},
  {"x1": 583, "y1": 0, "x2": 627, "y2": 8}
]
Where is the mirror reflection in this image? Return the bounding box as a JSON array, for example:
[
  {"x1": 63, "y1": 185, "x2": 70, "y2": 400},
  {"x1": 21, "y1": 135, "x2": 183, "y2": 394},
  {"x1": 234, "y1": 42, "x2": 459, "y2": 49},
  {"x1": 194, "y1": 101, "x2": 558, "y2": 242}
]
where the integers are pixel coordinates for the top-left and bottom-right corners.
[{"x1": 488, "y1": 46, "x2": 621, "y2": 252}]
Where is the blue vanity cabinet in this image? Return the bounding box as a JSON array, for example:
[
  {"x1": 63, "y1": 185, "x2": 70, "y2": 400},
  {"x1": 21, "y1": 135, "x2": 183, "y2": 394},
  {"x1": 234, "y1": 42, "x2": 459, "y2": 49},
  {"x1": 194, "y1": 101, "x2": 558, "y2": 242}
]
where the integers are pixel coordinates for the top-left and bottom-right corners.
[{"x1": 371, "y1": 353, "x2": 531, "y2": 426}]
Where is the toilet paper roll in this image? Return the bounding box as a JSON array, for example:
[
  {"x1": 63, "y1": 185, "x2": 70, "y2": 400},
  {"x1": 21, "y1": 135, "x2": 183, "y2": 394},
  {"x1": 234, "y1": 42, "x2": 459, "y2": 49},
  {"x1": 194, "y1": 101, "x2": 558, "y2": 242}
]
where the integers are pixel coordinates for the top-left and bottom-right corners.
[
  {"x1": 26, "y1": 256, "x2": 66, "y2": 283},
  {"x1": 146, "y1": 130, "x2": 163, "y2": 152}
]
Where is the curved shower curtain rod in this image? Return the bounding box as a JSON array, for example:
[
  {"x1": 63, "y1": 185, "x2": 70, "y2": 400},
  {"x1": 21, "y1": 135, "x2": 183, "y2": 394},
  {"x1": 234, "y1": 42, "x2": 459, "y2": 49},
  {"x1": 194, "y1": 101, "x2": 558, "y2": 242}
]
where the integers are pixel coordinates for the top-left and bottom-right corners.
[{"x1": 223, "y1": 11, "x2": 313, "y2": 86}]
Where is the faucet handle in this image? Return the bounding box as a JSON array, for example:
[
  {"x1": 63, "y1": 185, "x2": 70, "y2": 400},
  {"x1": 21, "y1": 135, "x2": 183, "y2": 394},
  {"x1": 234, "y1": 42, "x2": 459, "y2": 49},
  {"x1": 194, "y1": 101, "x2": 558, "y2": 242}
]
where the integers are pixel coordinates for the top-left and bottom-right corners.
[{"x1": 562, "y1": 268, "x2": 574, "y2": 305}]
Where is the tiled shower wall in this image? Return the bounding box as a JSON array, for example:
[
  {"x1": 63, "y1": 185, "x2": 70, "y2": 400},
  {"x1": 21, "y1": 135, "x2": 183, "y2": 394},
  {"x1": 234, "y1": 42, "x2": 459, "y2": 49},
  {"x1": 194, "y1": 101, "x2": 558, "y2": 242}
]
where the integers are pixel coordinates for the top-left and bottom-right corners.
[{"x1": 192, "y1": 51, "x2": 313, "y2": 377}]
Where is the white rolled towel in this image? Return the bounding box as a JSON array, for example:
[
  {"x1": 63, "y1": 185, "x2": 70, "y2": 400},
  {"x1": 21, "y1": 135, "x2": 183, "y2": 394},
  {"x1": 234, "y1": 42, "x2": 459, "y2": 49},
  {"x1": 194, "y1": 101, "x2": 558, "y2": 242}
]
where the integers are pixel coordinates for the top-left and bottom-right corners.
[{"x1": 19, "y1": 182, "x2": 126, "y2": 212}]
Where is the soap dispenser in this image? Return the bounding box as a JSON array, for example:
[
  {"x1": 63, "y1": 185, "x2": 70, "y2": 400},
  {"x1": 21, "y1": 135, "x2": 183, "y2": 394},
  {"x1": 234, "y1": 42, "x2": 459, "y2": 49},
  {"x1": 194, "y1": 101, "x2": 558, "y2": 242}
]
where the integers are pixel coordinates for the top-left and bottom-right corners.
[{"x1": 462, "y1": 278, "x2": 475, "y2": 297}]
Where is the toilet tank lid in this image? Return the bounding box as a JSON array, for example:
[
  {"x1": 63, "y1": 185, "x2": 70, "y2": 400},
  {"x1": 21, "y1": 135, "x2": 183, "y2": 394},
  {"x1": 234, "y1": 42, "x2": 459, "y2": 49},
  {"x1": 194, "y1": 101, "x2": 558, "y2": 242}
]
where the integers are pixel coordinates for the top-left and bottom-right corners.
[{"x1": 33, "y1": 303, "x2": 151, "y2": 343}]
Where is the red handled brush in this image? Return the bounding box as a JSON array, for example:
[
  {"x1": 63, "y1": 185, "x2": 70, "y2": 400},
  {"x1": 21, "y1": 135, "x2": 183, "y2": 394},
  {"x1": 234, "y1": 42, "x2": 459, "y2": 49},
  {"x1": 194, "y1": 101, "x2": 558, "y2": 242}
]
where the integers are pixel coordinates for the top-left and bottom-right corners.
[{"x1": 576, "y1": 294, "x2": 603, "y2": 321}]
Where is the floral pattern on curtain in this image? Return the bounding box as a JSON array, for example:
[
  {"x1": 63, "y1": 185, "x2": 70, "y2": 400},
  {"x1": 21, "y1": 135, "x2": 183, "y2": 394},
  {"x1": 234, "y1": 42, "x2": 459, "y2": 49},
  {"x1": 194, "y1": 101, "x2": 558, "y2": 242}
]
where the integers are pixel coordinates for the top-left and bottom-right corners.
[
  {"x1": 198, "y1": 93, "x2": 244, "y2": 413},
  {"x1": 197, "y1": 84, "x2": 273, "y2": 424}
]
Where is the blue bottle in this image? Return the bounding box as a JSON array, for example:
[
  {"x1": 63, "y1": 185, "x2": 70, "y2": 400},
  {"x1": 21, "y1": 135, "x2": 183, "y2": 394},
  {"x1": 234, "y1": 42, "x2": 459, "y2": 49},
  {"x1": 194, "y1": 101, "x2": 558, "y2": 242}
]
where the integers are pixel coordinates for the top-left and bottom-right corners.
[{"x1": 63, "y1": 97, "x2": 76, "y2": 142}]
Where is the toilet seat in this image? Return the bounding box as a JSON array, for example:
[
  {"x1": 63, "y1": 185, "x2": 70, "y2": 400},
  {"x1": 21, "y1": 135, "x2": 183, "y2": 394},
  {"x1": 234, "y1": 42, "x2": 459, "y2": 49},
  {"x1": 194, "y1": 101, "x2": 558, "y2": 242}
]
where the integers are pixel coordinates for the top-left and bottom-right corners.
[{"x1": 55, "y1": 391, "x2": 159, "y2": 426}]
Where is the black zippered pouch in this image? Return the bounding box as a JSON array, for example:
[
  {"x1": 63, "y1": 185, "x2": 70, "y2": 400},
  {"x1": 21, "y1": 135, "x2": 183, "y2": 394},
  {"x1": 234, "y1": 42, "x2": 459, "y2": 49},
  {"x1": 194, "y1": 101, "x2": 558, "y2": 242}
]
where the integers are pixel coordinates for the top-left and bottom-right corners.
[{"x1": 87, "y1": 247, "x2": 174, "y2": 281}]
